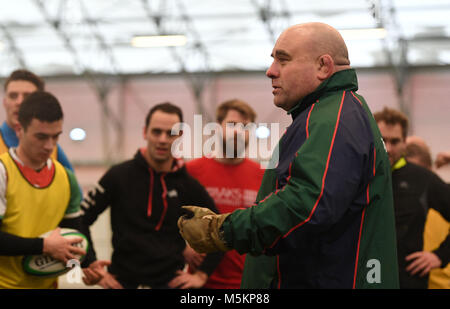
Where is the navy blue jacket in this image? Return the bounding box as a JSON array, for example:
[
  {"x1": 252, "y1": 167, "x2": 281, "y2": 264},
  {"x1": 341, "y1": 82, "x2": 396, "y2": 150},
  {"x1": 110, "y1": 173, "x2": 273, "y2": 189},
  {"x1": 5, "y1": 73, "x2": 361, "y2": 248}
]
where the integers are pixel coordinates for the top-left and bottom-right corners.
[{"x1": 225, "y1": 69, "x2": 399, "y2": 288}]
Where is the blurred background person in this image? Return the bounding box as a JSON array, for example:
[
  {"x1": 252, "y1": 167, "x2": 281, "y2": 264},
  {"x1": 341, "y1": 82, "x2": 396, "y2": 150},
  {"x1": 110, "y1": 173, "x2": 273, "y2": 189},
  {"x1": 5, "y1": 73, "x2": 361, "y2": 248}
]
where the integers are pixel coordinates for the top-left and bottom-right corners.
[
  {"x1": 80, "y1": 102, "x2": 221, "y2": 289},
  {"x1": 186, "y1": 99, "x2": 264, "y2": 289},
  {"x1": 406, "y1": 136, "x2": 450, "y2": 289},
  {"x1": 375, "y1": 107, "x2": 450, "y2": 289},
  {"x1": 436, "y1": 151, "x2": 450, "y2": 169}
]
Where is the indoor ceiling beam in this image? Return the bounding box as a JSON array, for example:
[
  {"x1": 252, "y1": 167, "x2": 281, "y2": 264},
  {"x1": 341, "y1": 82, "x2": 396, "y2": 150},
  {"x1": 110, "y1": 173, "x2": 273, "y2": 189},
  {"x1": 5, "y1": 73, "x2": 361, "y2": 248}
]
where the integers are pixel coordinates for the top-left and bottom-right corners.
[
  {"x1": 141, "y1": 0, "x2": 213, "y2": 121},
  {"x1": 34, "y1": 0, "x2": 124, "y2": 164},
  {"x1": 370, "y1": 0, "x2": 411, "y2": 118},
  {"x1": 79, "y1": 0, "x2": 121, "y2": 75},
  {"x1": 0, "y1": 23, "x2": 27, "y2": 69},
  {"x1": 250, "y1": 0, "x2": 292, "y2": 44}
]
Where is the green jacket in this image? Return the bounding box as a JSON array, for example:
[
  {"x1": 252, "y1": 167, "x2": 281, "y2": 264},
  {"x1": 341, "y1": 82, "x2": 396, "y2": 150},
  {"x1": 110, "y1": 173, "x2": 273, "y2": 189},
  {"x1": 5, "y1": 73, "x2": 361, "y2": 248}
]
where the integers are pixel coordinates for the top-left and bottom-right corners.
[{"x1": 223, "y1": 69, "x2": 399, "y2": 288}]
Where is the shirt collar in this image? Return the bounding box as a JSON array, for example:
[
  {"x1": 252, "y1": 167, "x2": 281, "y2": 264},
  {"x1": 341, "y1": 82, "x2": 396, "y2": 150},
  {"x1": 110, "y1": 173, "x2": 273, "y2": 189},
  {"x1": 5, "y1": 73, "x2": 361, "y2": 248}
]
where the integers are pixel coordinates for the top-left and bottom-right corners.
[
  {"x1": 9, "y1": 147, "x2": 53, "y2": 171},
  {"x1": 392, "y1": 157, "x2": 407, "y2": 171},
  {"x1": 1, "y1": 121, "x2": 19, "y2": 148}
]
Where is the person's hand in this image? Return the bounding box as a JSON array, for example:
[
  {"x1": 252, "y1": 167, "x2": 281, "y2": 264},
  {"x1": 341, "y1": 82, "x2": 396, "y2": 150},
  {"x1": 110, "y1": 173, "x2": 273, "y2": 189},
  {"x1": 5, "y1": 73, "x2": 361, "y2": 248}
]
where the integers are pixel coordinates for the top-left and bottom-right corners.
[
  {"x1": 82, "y1": 260, "x2": 111, "y2": 286},
  {"x1": 178, "y1": 206, "x2": 231, "y2": 253},
  {"x1": 42, "y1": 228, "x2": 86, "y2": 264},
  {"x1": 183, "y1": 245, "x2": 205, "y2": 271},
  {"x1": 97, "y1": 271, "x2": 124, "y2": 289},
  {"x1": 405, "y1": 251, "x2": 442, "y2": 277},
  {"x1": 436, "y1": 151, "x2": 450, "y2": 168},
  {"x1": 167, "y1": 270, "x2": 208, "y2": 289}
]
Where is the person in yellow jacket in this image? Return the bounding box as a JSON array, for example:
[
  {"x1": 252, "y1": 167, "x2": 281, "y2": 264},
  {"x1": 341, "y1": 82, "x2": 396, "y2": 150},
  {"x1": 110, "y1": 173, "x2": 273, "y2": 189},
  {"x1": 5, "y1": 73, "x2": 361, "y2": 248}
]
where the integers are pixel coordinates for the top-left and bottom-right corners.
[
  {"x1": 0, "y1": 91, "x2": 102, "y2": 289},
  {"x1": 406, "y1": 136, "x2": 450, "y2": 289}
]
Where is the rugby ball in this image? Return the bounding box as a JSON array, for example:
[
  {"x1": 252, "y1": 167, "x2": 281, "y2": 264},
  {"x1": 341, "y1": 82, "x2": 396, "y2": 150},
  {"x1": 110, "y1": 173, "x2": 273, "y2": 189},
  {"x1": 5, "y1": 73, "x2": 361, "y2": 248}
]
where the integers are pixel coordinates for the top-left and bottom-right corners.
[{"x1": 22, "y1": 228, "x2": 89, "y2": 277}]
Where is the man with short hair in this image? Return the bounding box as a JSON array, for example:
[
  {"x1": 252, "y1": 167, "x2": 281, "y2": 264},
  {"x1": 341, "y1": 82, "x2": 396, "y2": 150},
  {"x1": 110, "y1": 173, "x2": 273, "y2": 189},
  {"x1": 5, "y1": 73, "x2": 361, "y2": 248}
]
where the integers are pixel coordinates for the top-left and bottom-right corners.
[
  {"x1": 81, "y1": 102, "x2": 221, "y2": 289},
  {"x1": 0, "y1": 91, "x2": 86, "y2": 289},
  {"x1": 374, "y1": 107, "x2": 450, "y2": 289},
  {"x1": 1, "y1": 69, "x2": 74, "y2": 171},
  {"x1": 186, "y1": 99, "x2": 264, "y2": 289},
  {"x1": 178, "y1": 22, "x2": 399, "y2": 288}
]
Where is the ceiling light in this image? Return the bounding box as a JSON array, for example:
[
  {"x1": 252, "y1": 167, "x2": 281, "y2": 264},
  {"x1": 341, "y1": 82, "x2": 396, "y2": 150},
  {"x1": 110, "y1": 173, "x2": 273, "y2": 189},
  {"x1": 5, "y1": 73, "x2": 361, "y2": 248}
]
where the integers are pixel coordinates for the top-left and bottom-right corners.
[
  {"x1": 70, "y1": 128, "x2": 86, "y2": 141},
  {"x1": 131, "y1": 35, "x2": 187, "y2": 48},
  {"x1": 339, "y1": 28, "x2": 387, "y2": 40},
  {"x1": 256, "y1": 126, "x2": 270, "y2": 139}
]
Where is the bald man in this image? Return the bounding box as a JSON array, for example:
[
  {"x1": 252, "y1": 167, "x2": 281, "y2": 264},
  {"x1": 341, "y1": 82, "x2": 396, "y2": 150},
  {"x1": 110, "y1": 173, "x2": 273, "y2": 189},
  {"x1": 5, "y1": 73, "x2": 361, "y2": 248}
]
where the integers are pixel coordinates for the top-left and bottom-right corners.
[
  {"x1": 178, "y1": 22, "x2": 399, "y2": 288},
  {"x1": 406, "y1": 136, "x2": 433, "y2": 169},
  {"x1": 436, "y1": 151, "x2": 450, "y2": 169}
]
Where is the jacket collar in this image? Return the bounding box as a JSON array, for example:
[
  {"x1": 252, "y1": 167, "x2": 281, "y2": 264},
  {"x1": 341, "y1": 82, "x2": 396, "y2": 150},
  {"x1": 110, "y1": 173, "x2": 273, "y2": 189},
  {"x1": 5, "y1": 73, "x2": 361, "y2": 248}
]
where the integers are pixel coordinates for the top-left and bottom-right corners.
[
  {"x1": 0, "y1": 121, "x2": 19, "y2": 147},
  {"x1": 392, "y1": 157, "x2": 407, "y2": 171},
  {"x1": 288, "y1": 69, "x2": 359, "y2": 120}
]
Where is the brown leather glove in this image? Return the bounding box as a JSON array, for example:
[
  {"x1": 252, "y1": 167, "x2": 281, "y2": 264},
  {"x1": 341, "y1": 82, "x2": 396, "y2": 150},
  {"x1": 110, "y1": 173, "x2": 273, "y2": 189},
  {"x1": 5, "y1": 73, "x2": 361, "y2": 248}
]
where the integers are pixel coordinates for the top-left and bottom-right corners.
[{"x1": 178, "y1": 206, "x2": 231, "y2": 253}]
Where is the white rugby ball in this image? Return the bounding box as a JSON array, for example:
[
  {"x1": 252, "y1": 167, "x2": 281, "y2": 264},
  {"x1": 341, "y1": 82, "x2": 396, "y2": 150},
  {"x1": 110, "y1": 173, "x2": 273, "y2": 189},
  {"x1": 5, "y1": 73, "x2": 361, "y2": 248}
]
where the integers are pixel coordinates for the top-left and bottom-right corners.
[{"x1": 22, "y1": 228, "x2": 89, "y2": 277}]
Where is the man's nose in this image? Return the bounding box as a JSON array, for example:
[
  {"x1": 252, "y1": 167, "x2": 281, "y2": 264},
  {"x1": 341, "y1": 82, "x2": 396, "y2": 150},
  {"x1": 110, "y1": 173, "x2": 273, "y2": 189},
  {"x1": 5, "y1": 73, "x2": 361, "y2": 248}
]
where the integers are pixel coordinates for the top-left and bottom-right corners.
[
  {"x1": 158, "y1": 132, "x2": 171, "y2": 143},
  {"x1": 16, "y1": 94, "x2": 26, "y2": 105},
  {"x1": 266, "y1": 62, "x2": 278, "y2": 79},
  {"x1": 44, "y1": 139, "x2": 56, "y2": 151}
]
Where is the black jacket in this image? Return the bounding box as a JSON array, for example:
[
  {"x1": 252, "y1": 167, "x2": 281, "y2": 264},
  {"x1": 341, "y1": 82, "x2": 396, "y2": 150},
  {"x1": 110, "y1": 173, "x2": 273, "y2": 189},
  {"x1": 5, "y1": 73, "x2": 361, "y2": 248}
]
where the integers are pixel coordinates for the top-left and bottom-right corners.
[
  {"x1": 393, "y1": 161, "x2": 450, "y2": 289},
  {"x1": 81, "y1": 150, "x2": 220, "y2": 287}
]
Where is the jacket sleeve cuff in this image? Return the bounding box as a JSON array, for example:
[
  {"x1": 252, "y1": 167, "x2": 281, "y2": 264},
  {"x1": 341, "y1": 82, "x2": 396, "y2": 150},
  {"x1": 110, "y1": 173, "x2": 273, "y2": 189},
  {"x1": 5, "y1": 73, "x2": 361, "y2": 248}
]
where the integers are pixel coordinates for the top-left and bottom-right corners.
[
  {"x1": 221, "y1": 214, "x2": 233, "y2": 250},
  {"x1": 33, "y1": 237, "x2": 45, "y2": 255},
  {"x1": 0, "y1": 230, "x2": 44, "y2": 255},
  {"x1": 198, "y1": 251, "x2": 224, "y2": 275}
]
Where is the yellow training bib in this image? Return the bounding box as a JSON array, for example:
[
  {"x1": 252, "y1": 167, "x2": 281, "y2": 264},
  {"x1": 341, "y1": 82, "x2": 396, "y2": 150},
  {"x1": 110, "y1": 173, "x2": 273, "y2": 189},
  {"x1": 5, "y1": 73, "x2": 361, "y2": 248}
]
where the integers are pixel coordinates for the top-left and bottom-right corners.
[{"x1": 0, "y1": 152, "x2": 70, "y2": 289}]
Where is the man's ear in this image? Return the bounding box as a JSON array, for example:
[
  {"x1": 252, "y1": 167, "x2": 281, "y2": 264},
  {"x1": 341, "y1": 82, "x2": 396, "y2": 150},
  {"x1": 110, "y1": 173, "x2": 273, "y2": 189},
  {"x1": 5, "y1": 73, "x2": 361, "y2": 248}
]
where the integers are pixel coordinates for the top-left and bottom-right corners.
[
  {"x1": 317, "y1": 54, "x2": 335, "y2": 80},
  {"x1": 143, "y1": 126, "x2": 148, "y2": 140}
]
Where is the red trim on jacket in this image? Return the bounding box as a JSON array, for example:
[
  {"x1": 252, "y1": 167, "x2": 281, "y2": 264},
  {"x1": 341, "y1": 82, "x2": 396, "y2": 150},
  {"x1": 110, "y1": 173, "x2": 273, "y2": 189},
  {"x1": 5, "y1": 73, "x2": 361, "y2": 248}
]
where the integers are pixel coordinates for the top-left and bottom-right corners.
[
  {"x1": 277, "y1": 91, "x2": 346, "y2": 242},
  {"x1": 351, "y1": 91, "x2": 362, "y2": 106},
  {"x1": 286, "y1": 162, "x2": 292, "y2": 183},
  {"x1": 352, "y1": 147, "x2": 377, "y2": 288},
  {"x1": 141, "y1": 147, "x2": 185, "y2": 229},
  {"x1": 155, "y1": 174, "x2": 169, "y2": 231},
  {"x1": 373, "y1": 148, "x2": 376, "y2": 176},
  {"x1": 254, "y1": 102, "x2": 315, "y2": 215},
  {"x1": 266, "y1": 100, "x2": 323, "y2": 251},
  {"x1": 147, "y1": 168, "x2": 154, "y2": 217},
  {"x1": 353, "y1": 207, "x2": 367, "y2": 289},
  {"x1": 306, "y1": 102, "x2": 316, "y2": 139}
]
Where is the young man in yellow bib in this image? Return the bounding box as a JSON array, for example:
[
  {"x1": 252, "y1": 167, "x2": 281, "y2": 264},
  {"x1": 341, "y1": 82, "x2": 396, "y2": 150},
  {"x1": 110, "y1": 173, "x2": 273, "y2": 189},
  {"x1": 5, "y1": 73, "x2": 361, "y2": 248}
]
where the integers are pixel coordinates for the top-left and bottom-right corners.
[{"x1": 0, "y1": 91, "x2": 97, "y2": 289}]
